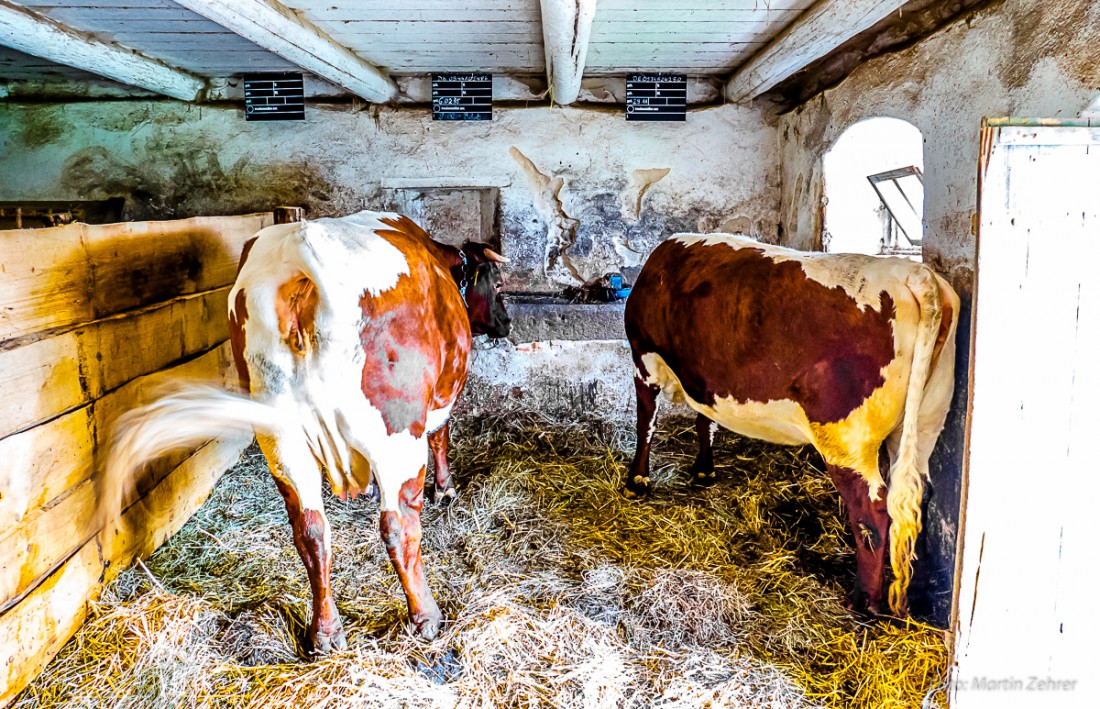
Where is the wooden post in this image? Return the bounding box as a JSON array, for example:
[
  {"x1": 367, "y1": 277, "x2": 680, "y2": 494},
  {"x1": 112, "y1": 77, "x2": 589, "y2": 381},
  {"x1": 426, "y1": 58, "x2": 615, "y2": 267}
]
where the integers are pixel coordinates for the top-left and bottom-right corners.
[
  {"x1": 539, "y1": 0, "x2": 597, "y2": 106},
  {"x1": 274, "y1": 206, "x2": 304, "y2": 224}
]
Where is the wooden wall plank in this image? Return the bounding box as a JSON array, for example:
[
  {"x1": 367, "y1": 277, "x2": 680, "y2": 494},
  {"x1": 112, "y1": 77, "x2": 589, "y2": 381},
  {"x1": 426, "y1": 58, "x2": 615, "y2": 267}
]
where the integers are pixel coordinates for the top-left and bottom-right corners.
[
  {"x1": 0, "y1": 539, "x2": 102, "y2": 708},
  {"x1": 95, "y1": 287, "x2": 230, "y2": 393},
  {"x1": 0, "y1": 224, "x2": 91, "y2": 342},
  {"x1": 0, "y1": 288, "x2": 230, "y2": 439},
  {"x1": 0, "y1": 214, "x2": 268, "y2": 343},
  {"x1": 0, "y1": 344, "x2": 234, "y2": 612},
  {"x1": 0, "y1": 407, "x2": 95, "y2": 533},
  {"x1": 0, "y1": 478, "x2": 100, "y2": 613},
  {"x1": 0, "y1": 432, "x2": 249, "y2": 707},
  {"x1": 84, "y1": 214, "x2": 269, "y2": 318},
  {"x1": 0, "y1": 331, "x2": 88, "y2": 440}
]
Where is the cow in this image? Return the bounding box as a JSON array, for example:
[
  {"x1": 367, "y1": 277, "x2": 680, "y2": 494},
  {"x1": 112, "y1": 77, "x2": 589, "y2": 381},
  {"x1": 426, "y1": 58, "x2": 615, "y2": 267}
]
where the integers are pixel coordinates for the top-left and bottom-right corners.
[
  {"x1": 106, "y1": 211, "x2": 511, "y2": 652},
  {"x1": 623, "y1": 234, "x2": 959, "y2": 618}
]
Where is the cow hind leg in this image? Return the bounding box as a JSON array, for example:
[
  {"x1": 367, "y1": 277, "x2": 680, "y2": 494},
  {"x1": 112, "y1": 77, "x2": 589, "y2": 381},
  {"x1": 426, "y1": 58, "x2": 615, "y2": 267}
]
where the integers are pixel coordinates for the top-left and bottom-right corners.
[
  {"x1": 625, "y1": 370, "x2": 660, "y2": 499},
  {"x1": 259, "y1": 433, "x2": 347, "y2": 655},
  {"x1": 826, "y1": 456, "x2": 890, "y2": 616},
  {"x1": 428, "y1": 422, "x2": 457, "y2": 505},
  {"x1": 690, "y1": 414, "x2": 719, "y2": 487},
  {"x1": 376, "y1": 460, "x2": 442, "y2": 640}
]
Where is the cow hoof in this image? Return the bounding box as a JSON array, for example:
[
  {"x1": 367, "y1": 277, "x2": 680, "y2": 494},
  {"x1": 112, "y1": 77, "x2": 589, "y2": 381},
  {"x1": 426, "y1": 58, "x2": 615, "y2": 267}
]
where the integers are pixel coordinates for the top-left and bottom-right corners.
[
  {"x1": 691, "y1": 469, "x2": 718, "y2": 487},
  {"x1": 308, "y1": 623, "x2": 348, "y2": 656},
  {"x1": 431, "y1": 484, "x2": 458, "y2": 506},
  {"x1": 846, "y1": 596, "x2": 885, "y2": 620},
  {"x1": 623, "y1": 474, "x2": 651, "y2": 499},
  {"x1": 412, "y1": 613, "x2": 442, "y2": 641}
]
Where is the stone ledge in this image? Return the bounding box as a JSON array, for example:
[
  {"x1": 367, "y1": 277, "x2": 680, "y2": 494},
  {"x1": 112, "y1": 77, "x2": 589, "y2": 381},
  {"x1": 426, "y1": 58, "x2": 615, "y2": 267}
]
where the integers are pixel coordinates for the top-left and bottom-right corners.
[{"x1": 504, "y1": 295, "x2": 627, "y2": 343}]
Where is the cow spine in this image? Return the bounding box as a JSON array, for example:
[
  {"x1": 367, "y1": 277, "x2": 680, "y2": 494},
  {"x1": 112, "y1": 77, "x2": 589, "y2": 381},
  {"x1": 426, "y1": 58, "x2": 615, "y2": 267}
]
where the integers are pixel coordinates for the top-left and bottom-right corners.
[{"x1": 885, "y1": 266, "x2": 944, "y2": 617}]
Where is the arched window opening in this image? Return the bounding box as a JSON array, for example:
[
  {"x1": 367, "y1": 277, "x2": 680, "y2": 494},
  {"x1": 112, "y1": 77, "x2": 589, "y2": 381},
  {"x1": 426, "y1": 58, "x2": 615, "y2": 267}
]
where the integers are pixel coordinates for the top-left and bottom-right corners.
[{"x1": 822, "y1": 118, "x2": 924, "y2": 260}]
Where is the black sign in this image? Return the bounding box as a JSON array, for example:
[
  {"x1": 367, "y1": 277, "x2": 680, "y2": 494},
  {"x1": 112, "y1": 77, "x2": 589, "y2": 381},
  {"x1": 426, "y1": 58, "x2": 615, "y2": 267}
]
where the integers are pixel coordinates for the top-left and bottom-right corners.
[
  {"x1": 432, "y1": 73, "x2": 492, "y2": 121},
  {"x1": 244, "y1": 73, "x2": 305, "y2": 121},
  {"x1": 626, "y1": 74, "x2": 687, "y2": 122}
]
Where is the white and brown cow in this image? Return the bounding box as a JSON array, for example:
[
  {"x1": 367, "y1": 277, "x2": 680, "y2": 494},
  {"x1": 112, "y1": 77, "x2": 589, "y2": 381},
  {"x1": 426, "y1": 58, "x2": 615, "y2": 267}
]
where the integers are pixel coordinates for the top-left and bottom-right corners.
[
  {"x1": 624, "y1": 234, "x2": 959, "y2": 617},
  {"x1": 107, "y1": 211, "x2": 510, "y2": 652}
]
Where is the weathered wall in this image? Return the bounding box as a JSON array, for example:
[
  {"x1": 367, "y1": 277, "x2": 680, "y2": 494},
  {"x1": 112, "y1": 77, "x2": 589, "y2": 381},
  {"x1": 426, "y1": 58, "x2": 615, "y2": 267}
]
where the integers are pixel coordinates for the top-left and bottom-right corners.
[
  {"x1": 0, "y1": 100, "x2": 780, "y2": 293},
  {"x1": 777, "y1": 0, "x2": 1100, "y2": 626},
  {"x1": 779, "y1": 0, "x2": 1099, "y2": 285}
]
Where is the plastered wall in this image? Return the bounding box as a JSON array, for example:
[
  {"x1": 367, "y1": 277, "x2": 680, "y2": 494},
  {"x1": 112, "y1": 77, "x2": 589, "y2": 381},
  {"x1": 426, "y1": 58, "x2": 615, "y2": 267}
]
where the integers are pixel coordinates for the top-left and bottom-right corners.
[
  {"x1": 0, "y1": 100, "x2": 780, "y2": 294},
  {"x1": 779, "y1": 0, "x2": 1100, "y2": 289}
]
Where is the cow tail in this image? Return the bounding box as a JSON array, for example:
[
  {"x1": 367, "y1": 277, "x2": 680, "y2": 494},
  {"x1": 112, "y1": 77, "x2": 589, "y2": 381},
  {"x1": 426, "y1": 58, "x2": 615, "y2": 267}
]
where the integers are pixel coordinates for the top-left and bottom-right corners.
[
  {"x1": 100, "y1": 385, "x2": 289, "y2": 530},
  {"x1": 886, "y1": 265, "x2": 944, "y2": 617}
]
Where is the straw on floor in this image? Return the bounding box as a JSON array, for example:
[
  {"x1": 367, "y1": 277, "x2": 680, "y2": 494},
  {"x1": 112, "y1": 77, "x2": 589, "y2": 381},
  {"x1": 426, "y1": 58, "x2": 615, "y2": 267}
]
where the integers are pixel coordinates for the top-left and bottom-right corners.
[{"x1": 15, "y1": 414, "x2": 949, "y2": 708}]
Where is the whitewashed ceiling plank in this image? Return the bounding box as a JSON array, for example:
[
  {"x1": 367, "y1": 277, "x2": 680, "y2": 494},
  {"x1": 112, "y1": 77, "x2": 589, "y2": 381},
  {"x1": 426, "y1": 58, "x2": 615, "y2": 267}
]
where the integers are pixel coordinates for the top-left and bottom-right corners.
[
  {"x1": 0, "y1": 0, "x2": 205, "y2": 98},
  {"x1": 173, "y1": 0, "x2": 397, "y2": 102},
  {"x1": 726, "y1": 0, "x2": 916, "y2": 102}
]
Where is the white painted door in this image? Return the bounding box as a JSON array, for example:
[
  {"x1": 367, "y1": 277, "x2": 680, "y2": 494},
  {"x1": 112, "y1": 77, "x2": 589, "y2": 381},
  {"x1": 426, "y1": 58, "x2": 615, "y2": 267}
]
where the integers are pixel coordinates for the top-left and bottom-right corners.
[{"x1": 953, "y1": 122, "x2": 1100, "y2": 708}]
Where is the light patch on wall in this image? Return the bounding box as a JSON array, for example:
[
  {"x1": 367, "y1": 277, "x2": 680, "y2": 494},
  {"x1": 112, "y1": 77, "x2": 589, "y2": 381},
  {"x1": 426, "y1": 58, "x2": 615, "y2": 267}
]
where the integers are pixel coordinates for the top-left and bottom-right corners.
[{"x1": 621, "y1": 167, "x2": 670, "y2": 223}]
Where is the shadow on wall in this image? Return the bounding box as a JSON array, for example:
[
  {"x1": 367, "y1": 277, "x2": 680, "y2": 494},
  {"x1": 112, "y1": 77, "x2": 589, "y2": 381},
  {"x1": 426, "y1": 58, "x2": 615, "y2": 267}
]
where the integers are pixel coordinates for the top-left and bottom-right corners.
[
  {"x1": 822, "y1": 118, "x2": 924, "y2": 258},
  {"x1": 59, "y1": 146, "x2": 357, "y2": 221}
]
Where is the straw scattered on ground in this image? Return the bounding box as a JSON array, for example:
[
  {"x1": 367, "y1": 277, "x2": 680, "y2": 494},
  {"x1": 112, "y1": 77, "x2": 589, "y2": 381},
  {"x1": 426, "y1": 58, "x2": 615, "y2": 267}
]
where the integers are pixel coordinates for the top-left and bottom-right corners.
[{"x1": 16, "y1": 415, "x2": 950, "y2": 708}]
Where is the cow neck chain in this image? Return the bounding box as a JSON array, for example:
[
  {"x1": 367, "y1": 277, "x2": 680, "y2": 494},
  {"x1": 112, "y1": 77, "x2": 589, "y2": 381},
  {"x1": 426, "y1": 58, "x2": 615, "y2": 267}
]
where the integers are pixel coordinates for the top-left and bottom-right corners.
[{"x1": 456, "y1": 249, "x2": 470, "y2": 305}]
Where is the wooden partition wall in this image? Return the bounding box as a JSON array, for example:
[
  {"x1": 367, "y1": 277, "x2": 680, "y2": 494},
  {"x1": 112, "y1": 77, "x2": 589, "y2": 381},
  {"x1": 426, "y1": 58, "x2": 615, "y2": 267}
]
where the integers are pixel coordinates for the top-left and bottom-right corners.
[{"x1": 0, "y1": 213, "x2": 274, "y2": 705}]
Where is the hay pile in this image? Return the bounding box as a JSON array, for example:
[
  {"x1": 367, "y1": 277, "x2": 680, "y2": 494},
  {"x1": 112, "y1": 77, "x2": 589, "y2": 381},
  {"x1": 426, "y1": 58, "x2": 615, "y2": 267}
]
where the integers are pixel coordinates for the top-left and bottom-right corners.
[{"x1": 16, "y1": 415, "x2": 949, "y2": 708}]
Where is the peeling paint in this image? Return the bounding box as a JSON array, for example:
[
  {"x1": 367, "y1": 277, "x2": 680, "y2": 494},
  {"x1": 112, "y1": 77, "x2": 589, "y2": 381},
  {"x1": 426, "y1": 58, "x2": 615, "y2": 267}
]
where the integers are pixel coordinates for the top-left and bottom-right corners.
[
  {"x1": 621, "y1": 167, "x2": 670, "y2": 223},
  {"x1": 508, "y1": 146, "x2": 584, "y2": 285}
]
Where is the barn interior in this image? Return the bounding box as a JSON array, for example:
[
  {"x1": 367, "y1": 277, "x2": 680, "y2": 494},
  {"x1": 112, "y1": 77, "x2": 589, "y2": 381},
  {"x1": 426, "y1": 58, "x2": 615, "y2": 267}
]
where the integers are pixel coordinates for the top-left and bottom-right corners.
[{"x1": 1, "y1": 1, "x2": 1097, "y2": 707}]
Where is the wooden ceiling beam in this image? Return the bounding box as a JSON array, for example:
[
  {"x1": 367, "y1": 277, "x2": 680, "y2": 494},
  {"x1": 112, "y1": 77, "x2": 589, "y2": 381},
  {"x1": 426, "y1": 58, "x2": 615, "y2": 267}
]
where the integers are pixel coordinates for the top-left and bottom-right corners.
[
  {"x1": 539, "y1": 0, "x2": 597, "y2": 105},
  {"x1": 726, "y1": 0, "x2": 912, "y2": 103},
  {"x1": 174, "y1": 0, "x2": 397, "y2": 103},
  {"x1": 0, "y1": 0, "x2": 205, "y2": 101}
]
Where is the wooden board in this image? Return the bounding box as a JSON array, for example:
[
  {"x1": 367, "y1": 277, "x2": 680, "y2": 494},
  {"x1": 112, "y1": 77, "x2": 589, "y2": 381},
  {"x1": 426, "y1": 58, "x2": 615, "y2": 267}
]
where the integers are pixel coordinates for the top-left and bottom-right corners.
[
  {"x1": 0, "y1": 538, "x2": 102, "y2": 709},
  {"x1": 0, "y1": 224, "x2": 92, "y2": 343},
  {"x1": 0, "y1": 344, "x2": 234, "y2": 612},
  {"x1": 0, "y1": 433, "x2": 249, "y2": 707},
  {"x1": 0, "y1": 287, "x2": 231, "y2": 439},
  {"x1": 0, "y1": 331, "x2": 86, "y2": 440},
  {"x1": 84, "y1": 214, "x2": 269, "y2": 318},
  {"x1": 0, "y1": 407, "x2": 95, "y2": 533},
  {"x1": 0, "y1": 213, "x2": 269, "y2": 342}
]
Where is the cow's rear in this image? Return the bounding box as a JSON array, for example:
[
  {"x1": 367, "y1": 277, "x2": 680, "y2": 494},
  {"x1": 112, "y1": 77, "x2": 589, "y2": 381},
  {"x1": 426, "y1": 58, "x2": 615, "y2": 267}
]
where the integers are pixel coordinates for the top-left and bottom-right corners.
[
  {"x1": 624, "y1": 234, "x2": 959, "y2": 617},
  {"x1": 107, "y1": 211, "x2": 511, "y2": 653}
]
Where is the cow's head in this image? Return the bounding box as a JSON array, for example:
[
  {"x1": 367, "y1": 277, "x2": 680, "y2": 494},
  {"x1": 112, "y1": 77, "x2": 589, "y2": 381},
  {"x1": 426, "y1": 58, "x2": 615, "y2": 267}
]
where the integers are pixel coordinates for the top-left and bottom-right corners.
[{"x1": 459, "y1": 242, "x2": 512, "y2": 338}]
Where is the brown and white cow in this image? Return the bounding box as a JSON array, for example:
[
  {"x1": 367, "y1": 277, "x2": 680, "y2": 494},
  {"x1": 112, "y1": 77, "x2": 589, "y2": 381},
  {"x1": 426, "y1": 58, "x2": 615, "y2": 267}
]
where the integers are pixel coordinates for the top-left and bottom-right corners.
[
  {"x1": 107, "y1": 211, "x2": 510, "y2": 652},
  {"x1": 623, "y1": 234, "x2": 959, "y2": 617}
]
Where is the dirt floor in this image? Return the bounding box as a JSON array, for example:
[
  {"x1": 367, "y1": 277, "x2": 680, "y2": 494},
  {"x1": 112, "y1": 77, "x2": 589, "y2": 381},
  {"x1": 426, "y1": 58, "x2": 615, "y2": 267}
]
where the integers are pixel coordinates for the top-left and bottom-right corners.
[{"x1": 15, "y1": 416, "x2": 949, "y2": 708}]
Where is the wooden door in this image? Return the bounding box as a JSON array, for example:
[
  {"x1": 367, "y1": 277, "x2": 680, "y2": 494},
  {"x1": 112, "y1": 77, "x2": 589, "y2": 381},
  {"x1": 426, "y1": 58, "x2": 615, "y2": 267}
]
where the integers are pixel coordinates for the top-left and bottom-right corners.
[{"x1": 953, "y1": 120, "x2": 1100, "y2": 707}]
